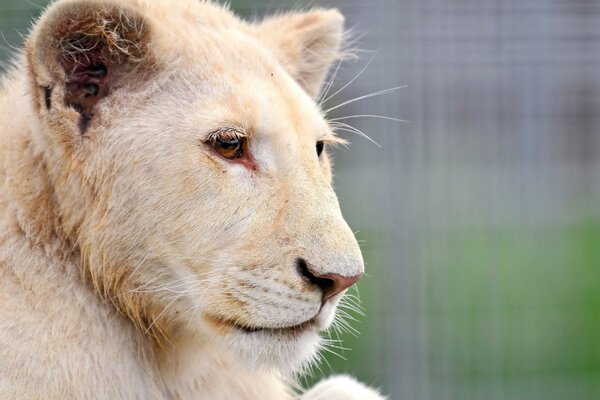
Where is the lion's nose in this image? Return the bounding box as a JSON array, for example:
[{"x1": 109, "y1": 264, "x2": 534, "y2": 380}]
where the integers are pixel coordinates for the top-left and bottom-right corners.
[{"x1": 297, "y1": 258, "x2": 363, "y2": 302}]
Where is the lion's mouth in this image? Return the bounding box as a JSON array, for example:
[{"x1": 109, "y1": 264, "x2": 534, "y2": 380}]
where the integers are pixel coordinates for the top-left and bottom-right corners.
[{"x1": 206, "y1": 314, "x2": 315, "y2": 336}]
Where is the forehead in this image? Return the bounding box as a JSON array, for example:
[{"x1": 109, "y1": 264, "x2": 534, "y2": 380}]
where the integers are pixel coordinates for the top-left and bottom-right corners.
[{"x1": 153, "y1": 22, "x2": 329, "y2": 139}]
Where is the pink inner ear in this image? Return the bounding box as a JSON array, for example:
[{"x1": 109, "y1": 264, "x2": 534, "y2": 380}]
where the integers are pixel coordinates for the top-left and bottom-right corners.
[{"x1": 63, "y1": 60, "x2": 111, "y2": 133}]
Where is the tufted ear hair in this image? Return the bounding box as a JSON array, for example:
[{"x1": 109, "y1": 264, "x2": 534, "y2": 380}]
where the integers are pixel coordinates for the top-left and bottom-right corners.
[
  {"x1": 26, "y1": 0, "x2": 151, "y2": 134},
  {"x1": 257, "y1": 9, "x2": 346, "y2": 99}
]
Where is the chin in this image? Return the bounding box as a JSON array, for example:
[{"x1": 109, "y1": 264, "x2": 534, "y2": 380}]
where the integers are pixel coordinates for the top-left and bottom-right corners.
[
  {"x1": 220, "y1": 323, "x2": 323, "y2": 375},
  {"x1": 200, "y1": 295, "x2": 345, "y2": 375}
]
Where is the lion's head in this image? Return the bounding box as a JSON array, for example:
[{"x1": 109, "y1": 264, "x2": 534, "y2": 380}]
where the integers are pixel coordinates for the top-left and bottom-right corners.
[{"x1": 25, "y1": 0, "x2": 363, "y2": 374}]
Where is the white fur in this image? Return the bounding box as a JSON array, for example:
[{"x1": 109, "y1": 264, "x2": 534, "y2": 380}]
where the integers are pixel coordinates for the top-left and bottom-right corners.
[
  {"x1": 302, "y1": 376, "x2": 386, "y2": 400},
  {"x1": 0, "y1": 0, "x2": 385, "y2": 398}
]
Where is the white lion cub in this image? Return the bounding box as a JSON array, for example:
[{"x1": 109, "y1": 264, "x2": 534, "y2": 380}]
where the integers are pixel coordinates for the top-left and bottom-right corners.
[{"x1": 0, "y1": 0, "x2": 385, "y2": 399}]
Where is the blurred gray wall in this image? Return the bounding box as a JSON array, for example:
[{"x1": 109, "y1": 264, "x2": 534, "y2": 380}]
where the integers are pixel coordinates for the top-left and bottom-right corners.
[
  {"x1": 326, "y1": 2, "x2": 600, "y2": 399},
  {"x1": 2, "y1": 1, "x2": 600, "y2": 399}
]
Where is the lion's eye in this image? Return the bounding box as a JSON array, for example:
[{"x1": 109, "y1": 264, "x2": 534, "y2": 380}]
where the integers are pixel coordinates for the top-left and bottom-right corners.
[
  {"x1": 316, "y1": 140, "x2": 325, "y2": 157},
  {"x1": 211, "y1": 137, "x2": 244, "y2": 160}
]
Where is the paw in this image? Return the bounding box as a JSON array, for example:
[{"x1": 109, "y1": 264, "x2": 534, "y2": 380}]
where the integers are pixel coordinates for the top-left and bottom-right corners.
[{"x1": 301, "y1": 375, "x2": 386, "y2": 400}]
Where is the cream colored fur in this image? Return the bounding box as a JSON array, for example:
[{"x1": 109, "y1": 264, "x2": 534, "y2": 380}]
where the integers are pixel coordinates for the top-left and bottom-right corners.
[{"x1": 0, "y1": 0, "x2": 385, "y2": 399}]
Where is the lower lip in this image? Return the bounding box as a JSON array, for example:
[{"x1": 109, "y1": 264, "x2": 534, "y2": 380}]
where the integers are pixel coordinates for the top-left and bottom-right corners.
[
  {"x1": 209, "y1": 315, "x2": 315, "y2": 336},
  {"x1": 240, "y1": 321, "x2": 313, "y2": 335}
]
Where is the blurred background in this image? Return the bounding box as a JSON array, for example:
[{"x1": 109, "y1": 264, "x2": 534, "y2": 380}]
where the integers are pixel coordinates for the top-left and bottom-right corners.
[{"x1": 2, "y1": 1, "x2": 600, "y2": 399}]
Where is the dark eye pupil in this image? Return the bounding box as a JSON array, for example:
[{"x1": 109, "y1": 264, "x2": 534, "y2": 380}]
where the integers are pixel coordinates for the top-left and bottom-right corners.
[
  {"x1": 212, "y1": 137, "x2": 243, "y2": 159},
  {"x1": 316, "y1": 141, "x2": 324, "y2": 157},
  {"x1": 216, "y1": 139, "x2": 240, "y2": 150}
]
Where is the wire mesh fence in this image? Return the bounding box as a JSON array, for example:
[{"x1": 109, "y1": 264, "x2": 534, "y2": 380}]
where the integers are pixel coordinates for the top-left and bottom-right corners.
[{"x1": 2, "y1": 1, "x2": 599, "y2": 399}]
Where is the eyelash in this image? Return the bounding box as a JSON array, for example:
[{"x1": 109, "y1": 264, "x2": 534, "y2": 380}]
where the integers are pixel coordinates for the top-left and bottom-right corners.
[
  {"x1": 206, "y1": 129, "x2": 333, "y2": 164},
  {"x1": 206, "y1": 129, "x2": 246, "y2": 160}
]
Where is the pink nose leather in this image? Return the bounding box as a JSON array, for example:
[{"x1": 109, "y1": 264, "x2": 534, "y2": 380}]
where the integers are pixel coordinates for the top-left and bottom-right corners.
[
  {"x1": 316, "y1": 272, "x2": 363, "y2": 301},
  {"x1": 298, "y1": 258, "x2": 363, "y2": 302}
]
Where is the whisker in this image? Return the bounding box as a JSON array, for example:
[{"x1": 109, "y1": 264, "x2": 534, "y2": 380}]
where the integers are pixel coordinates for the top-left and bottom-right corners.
[
  {"x1": 337, "y1": 303, "x2": 365, "y2": 316},
  {"x1": 329, "y1": 114, "x2": 409, "y2": 124},
  {"x1": 318, "y1": 344, "x2": 347, "y2": 361},
  {"x1": 326, "y1": 323, "x2": 345, "y2": 355},
  {"x1": 317, "y1": 58, "x2": 344, "y2": 105},
  {"x1": 144, "y1": 295, "x2": 180, "y2": 335},
  {"x1": 311, "y1": 349, "x2": 330, "y2": 377},
  {"x1": 339, "y1": 302, "x2": 363, "y2": 316},
  {"x1": 321, "y1": 51, "x2": 377, "y2": 105},
  {"x1": 336, "y1": 308, "x2": 361, "y2": 322},
  {"x1": 321, "y1": 339, "x2": 351, "y2": 352},
  {"x1": 339, "y1": 298, "x2": 364, "y2": 314},
  {"x1": 332, "y1": 319, "x2": 359, "y2": 336},
  {"x1": 324, "y1": 85, "x2": 407, "y2": 114},
  {"x1": 330, "y1": 123, "x2": 381, "y2": 147},
  {"x1": 187, "y1": 302, "x2": 201, "y2": 329}
]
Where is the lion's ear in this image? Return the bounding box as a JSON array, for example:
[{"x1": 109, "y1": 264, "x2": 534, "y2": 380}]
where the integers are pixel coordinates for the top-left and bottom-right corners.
[
  {"x1": 26, "y1": 1, "x2": 151, "y2": 133},
  {"x1": 257, "y1": 9, "x2": 345, "y2": 99}
]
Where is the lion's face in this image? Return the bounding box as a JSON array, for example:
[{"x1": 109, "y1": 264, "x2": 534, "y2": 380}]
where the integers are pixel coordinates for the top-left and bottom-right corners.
[{"x1": 26, "y1": 0, "x2": 363, "y2": 373}]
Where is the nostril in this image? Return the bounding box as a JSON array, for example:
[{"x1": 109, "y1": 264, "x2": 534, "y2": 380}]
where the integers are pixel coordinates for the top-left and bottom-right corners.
[
  {"x1": 296, "y1": 258, "x2": 363, "y2": 302},
  {"x1": 297, "y1": 258, "x2": 335, "y2": 293}
]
